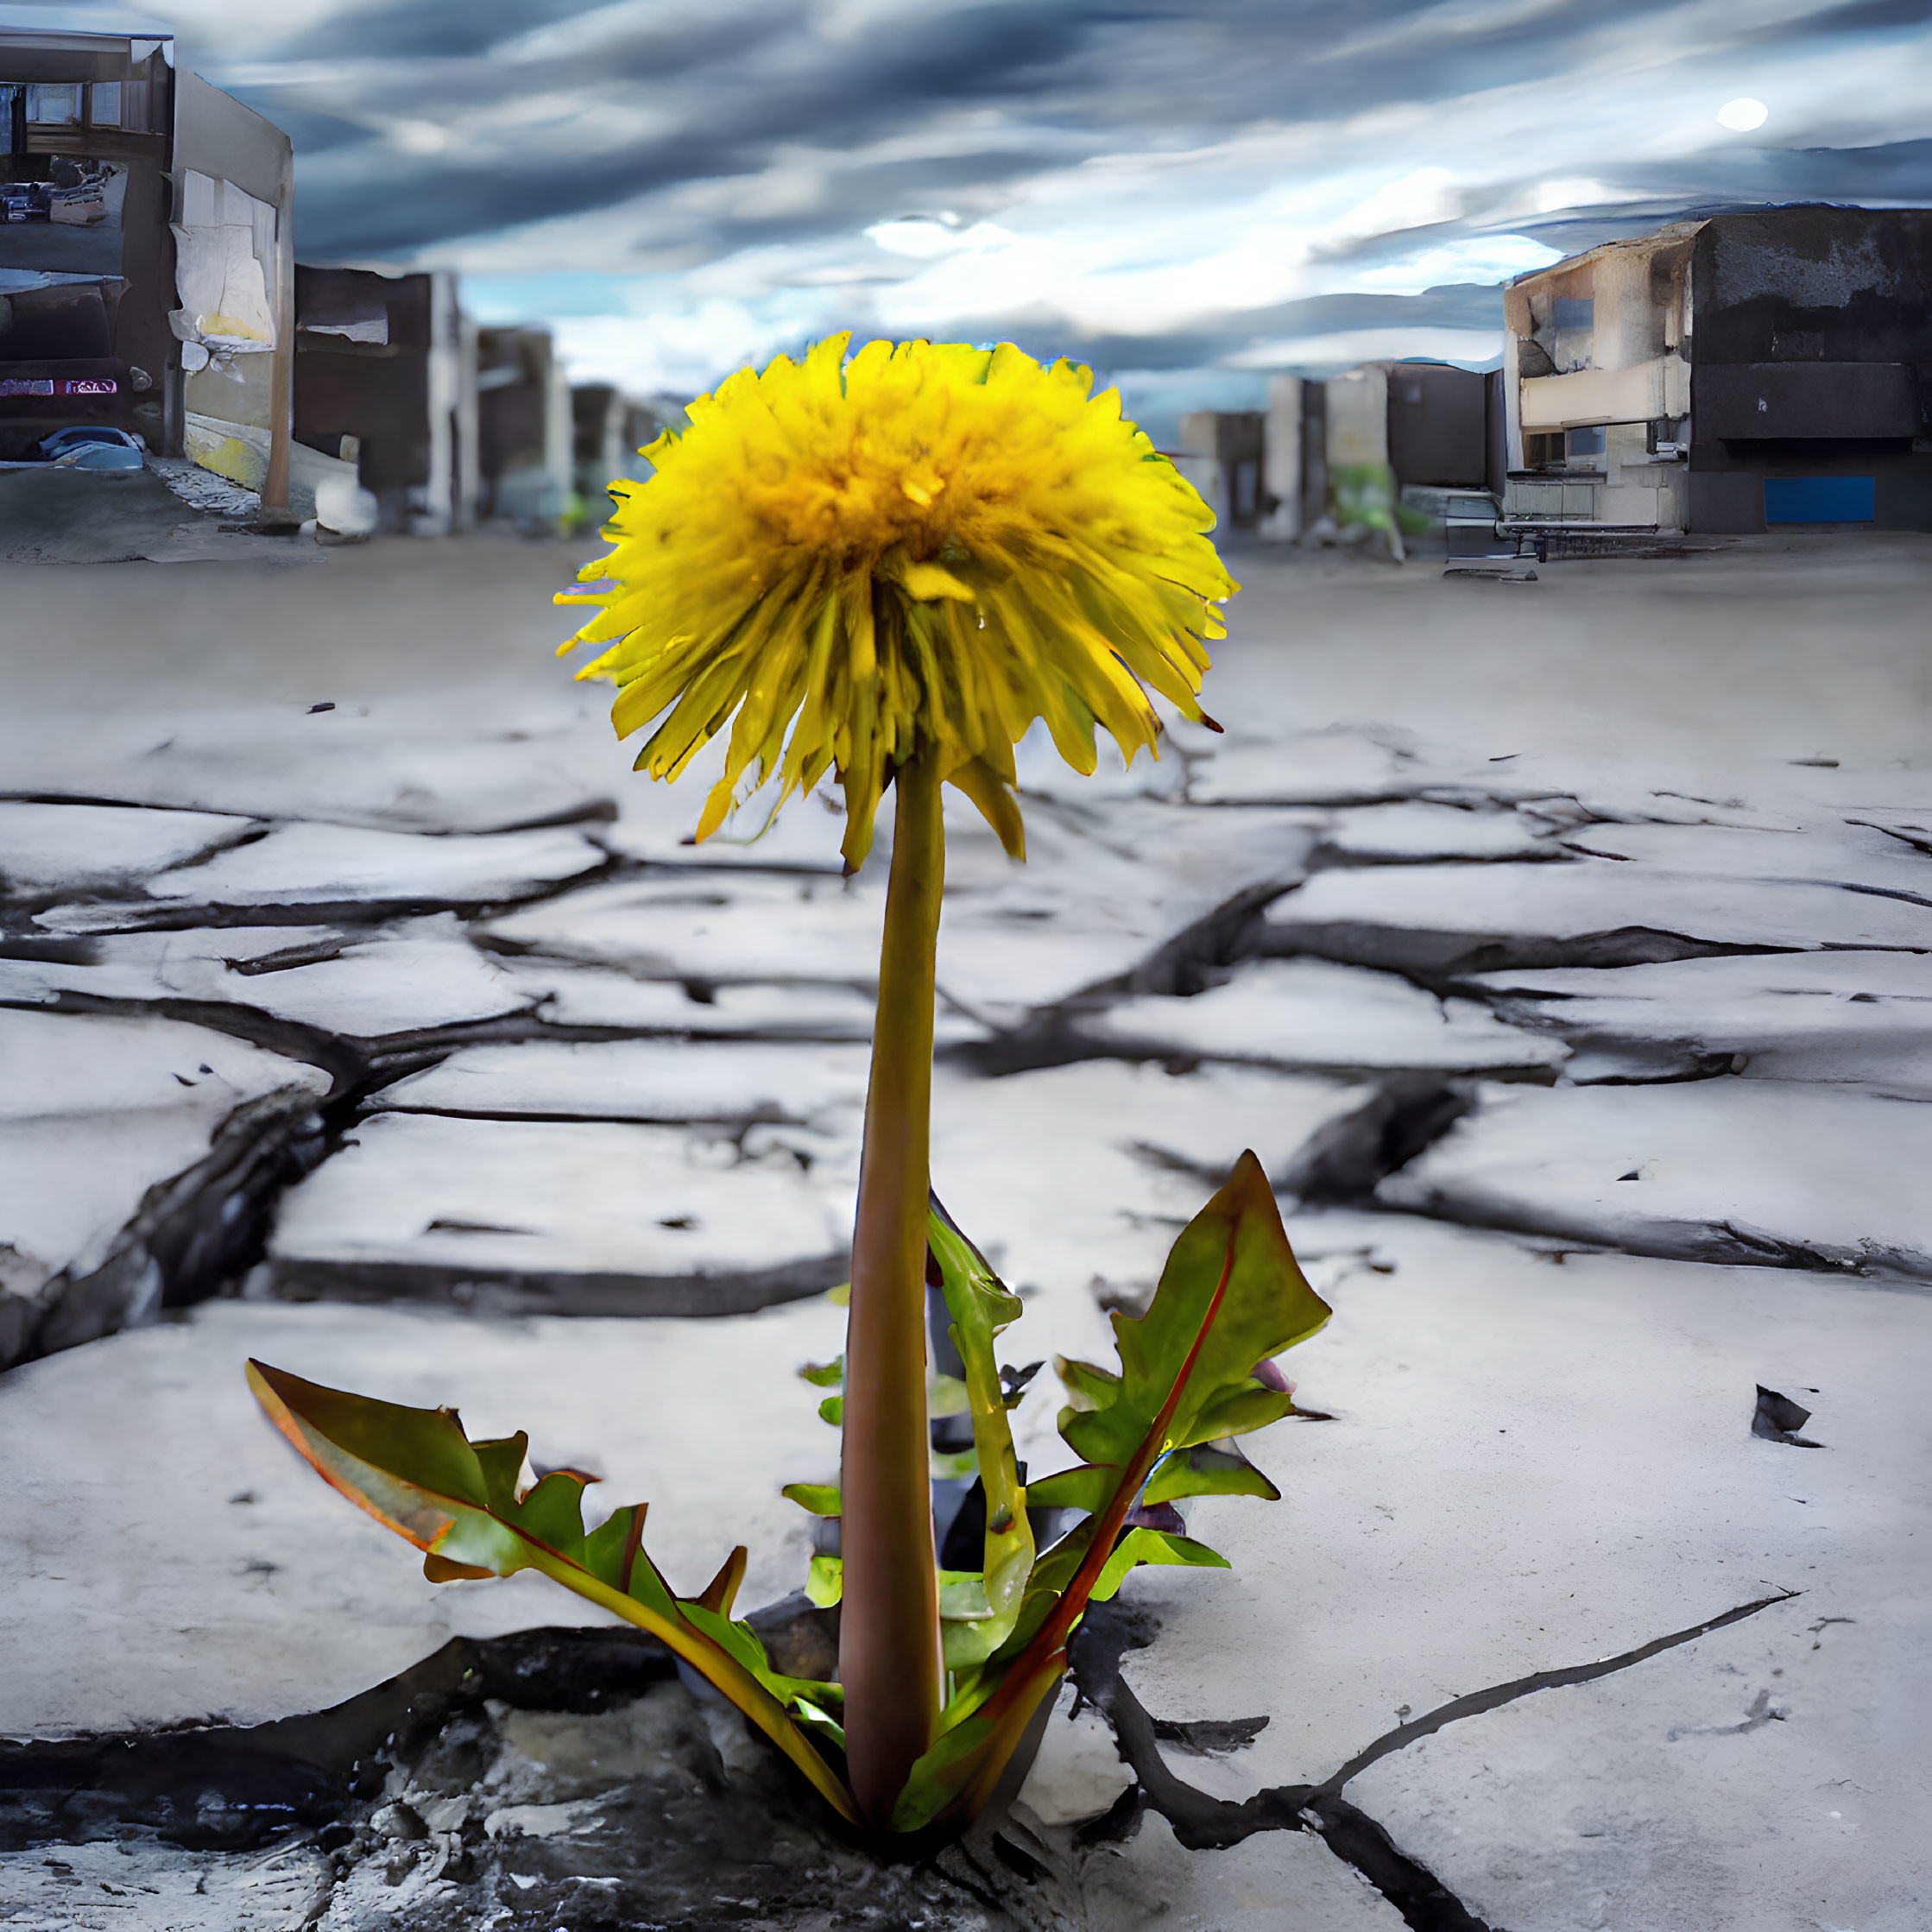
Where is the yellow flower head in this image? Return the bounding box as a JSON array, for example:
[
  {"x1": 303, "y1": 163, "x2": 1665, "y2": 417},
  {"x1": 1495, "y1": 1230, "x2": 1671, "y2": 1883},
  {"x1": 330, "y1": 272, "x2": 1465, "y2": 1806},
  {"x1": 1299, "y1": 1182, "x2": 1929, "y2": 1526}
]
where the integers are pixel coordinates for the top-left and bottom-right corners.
[{"x1": 558, "y1": 334, "x2": 1236, "y2": 871}]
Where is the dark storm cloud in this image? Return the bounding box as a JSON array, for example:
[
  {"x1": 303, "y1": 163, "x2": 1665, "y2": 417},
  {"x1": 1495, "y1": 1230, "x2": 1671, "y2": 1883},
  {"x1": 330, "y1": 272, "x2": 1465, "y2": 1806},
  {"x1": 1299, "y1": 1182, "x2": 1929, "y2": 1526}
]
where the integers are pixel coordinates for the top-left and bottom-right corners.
[
  {"x1": 174, "y1": 0, "x2": 1838, "y2": 262},
  {"x1": 124, "y1": 0, "x2": 1930, "y2": 393}
]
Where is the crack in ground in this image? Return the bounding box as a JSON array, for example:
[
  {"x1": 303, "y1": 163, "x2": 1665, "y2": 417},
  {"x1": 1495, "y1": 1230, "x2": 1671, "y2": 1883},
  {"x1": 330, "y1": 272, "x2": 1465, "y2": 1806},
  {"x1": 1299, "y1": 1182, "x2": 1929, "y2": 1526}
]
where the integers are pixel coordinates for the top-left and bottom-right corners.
[{"x1": 1067, "y1": 1588, "x2": 1801, "y2": 1932}]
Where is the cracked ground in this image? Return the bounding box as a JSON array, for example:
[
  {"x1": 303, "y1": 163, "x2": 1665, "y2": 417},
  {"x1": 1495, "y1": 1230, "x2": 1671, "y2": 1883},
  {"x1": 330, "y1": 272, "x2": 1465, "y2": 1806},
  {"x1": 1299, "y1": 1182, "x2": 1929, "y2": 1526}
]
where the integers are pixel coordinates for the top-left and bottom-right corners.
[{"x1": 1, "y1": 532, "x2": 1929, "y2": 1931}]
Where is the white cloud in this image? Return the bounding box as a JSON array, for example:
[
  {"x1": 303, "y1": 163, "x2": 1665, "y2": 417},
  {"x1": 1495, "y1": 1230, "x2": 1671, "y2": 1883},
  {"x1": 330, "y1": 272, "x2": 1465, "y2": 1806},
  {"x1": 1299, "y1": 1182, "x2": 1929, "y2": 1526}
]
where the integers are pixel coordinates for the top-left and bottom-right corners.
[
  {"x1": 1354, "y1": 234, "x2": 1564, "y2": 292},
  {"x1": 1224, "y1": 327, "x2": 1504, "y2": 372}
]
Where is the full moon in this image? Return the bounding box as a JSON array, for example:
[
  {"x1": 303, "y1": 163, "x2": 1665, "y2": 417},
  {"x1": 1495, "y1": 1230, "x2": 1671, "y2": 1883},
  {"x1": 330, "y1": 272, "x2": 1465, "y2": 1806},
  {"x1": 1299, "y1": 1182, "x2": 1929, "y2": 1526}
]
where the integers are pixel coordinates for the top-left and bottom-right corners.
[{"x1": 1718, "y1": 98, "x2": 1769, "y2": 130}]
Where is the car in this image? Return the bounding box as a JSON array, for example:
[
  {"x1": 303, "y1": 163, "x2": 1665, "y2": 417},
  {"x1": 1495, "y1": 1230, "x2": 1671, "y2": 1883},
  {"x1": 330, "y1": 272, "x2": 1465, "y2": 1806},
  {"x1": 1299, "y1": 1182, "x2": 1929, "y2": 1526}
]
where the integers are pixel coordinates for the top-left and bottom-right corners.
[{"x1": 37, "y1": 426, "x2": 146, "y2": 472}]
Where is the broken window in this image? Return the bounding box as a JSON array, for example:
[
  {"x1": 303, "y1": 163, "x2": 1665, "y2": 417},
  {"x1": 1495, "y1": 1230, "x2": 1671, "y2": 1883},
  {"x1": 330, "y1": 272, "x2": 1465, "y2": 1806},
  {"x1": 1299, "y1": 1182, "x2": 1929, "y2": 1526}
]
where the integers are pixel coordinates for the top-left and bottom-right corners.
[
  {"x1": 25, "y1": 85, "x2": 79, "y2": 126},
  {"x1": 89, "y1": 83, "x2": 122, "y2": 129}
]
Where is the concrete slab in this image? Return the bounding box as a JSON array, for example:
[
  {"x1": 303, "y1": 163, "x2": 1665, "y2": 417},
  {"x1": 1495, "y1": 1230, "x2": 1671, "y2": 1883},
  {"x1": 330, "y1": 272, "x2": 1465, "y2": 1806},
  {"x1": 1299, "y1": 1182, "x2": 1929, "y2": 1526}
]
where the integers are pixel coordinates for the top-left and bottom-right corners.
[
  {"x1": 262, "y1": 1111, "x2": 853, "y2": 1315},
  {"x1": 37, "y1": 821, "x2": 603, "y2": 929},
  {"x1": 0, "y1": 919, "x2": 537, "y2": 1042},
  {"x1": 1321, "y1": 800, "x2": 1559, "y2": 862},
  {"x1": 484, "y1": 871, "x2": 887, "y2": 989},
  {"x1": 1556, "y1": 816, "x2": 1932, "y2": 897},
  {"x1": 0, "y1": 695, "x2": 617, "y2": 836},
  {"x1": 1112, "y1": 1215, "x2": 1931, "y2": 1929},
  {"x1": 370, "y1": 1038, "x2": 874, "y2": 1127},
  {"x1": 1473, "y1": 950, "x2": 1932, "y2": 1093},
  {"x1": 0, "y1": 1294, "x2": 843, "y2": 1739},
  {"x1": 0, "y1": 1008, "x2": 329, "y2": 1364},
  {"x1": 0, "y1": 800, "x2": 258, "y2": 898},
  {"x1": 1378, "y1": 1077, "x2": 1932, "y2": 1277},
  {"x1": 1262, "y1": 858, "x2": 1932, "y2": 974},
  {"x1": 1071, "y1": 957, "x2": 1567, "y2": 1075}
]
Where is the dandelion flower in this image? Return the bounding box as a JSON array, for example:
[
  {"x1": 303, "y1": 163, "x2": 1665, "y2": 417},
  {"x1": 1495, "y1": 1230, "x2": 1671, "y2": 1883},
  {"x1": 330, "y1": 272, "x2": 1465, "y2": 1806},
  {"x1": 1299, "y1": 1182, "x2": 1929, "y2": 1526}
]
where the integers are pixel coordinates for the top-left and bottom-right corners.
[{"x1": 558, "y1": 334, "x2": 1235, "y2": 870}]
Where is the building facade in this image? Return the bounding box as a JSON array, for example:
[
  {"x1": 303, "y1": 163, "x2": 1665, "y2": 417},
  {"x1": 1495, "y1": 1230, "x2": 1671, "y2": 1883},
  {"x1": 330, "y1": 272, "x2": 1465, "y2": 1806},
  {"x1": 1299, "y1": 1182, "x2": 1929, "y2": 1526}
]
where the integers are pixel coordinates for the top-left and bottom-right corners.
[
  {"x1": 294, "y1": 263, "x2": 476, "y2": 535},
  {"x1": 477, "y1": 325, "x2": 571, "y2": 533},
  {"x1": 1, "y1": 16, "x2": 299, "y2": 515},
  {"x1": 1503, "y1": 208, "x2": 1932, "y2": 534}
]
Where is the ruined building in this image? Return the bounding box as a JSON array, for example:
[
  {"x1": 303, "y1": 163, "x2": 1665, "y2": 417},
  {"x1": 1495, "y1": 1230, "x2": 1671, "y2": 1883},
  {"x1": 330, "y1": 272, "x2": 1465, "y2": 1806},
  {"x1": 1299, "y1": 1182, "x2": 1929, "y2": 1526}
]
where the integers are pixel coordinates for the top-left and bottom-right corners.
[
  {"x1": 1504, "y1": 207, "x2": 1932, "y2": 534},
  {"x1": 1, "y1": 16, "x2": 301, "y2": 515}
]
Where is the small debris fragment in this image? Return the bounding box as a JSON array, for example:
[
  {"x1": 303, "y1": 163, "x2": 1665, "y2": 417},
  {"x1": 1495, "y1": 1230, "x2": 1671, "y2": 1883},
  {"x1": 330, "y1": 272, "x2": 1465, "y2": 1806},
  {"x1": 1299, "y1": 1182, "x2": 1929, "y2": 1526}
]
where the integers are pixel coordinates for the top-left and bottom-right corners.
[
  {"x1": 1752, "y1": 1385, "x2": 1822, "y2": 1448},
  {"x1": 307, "y1": 702, "x2": 337, "y2": 715}
]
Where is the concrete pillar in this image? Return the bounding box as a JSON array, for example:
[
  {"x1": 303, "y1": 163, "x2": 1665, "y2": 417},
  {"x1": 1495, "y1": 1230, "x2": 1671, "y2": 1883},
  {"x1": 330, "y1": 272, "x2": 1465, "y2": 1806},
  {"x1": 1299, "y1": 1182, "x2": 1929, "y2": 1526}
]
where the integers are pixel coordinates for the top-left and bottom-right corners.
[{"x1": 1260, "y1": 375, "x2": 1302, "y2": 540}]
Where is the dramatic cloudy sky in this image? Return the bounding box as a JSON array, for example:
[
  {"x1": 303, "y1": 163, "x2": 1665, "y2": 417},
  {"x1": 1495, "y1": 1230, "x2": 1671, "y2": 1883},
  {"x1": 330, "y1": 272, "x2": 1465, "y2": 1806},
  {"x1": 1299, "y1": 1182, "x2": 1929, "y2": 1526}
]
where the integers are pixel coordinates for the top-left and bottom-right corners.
[{"x1": 65, "y1": 0, "x2": 1932, "y2": 431}]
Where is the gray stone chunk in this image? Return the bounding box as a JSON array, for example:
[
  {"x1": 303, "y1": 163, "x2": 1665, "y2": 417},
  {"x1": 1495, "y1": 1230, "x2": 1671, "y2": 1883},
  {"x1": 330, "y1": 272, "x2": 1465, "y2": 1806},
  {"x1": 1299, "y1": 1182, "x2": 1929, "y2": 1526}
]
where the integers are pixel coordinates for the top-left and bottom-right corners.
[{"x1": 1377, "y1": 1077, "x2": 1932, "y2": 1276}]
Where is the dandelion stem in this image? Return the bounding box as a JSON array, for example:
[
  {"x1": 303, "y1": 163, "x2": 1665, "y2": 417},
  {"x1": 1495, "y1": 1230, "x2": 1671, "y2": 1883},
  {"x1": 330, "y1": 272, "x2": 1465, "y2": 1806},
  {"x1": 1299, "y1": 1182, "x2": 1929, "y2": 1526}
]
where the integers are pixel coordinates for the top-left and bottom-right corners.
[{"x1": 841, "y1": 746, "x2": 945, "y2": 1824}]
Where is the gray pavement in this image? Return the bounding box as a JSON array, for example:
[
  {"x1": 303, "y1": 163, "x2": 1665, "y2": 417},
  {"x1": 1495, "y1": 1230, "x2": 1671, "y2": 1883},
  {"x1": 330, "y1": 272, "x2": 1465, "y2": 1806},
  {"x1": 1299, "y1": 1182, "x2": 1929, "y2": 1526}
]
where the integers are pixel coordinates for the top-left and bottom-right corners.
[{"x1": 1, "y1": 531, "x2": 1929, "y2": 1929}]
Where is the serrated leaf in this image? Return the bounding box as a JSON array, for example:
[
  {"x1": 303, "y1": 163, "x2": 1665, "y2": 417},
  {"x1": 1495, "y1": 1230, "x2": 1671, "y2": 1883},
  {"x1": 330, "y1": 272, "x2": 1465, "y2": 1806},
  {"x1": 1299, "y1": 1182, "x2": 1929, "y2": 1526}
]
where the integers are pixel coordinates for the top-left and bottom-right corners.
[
  {"x1": 582, "y1": 1502, "x2": 647, "y2": 1593},
  {"x1": 684, "y1": 1544, "x2": 748, "y2": 1616},
  {"x1": 1141, "y1": 1441, "x2": 1282, "y2": 1506},
  {"x1": 248, "y1": 1361, "x2": 856, "y2": 1824},
  {"x1": 924, "y1": 1157, "x2": 1327, "y2": 1830},
  {"x1": 781, "y1": 1482, "x2": 842, "y2": 1517},
  {"x1": 471, "y1": 1434, "x2": 529, "y2": 1512},
  {"x1": 1064, "y1": 1152, "x2": 1329, "y2": 1473},
  {"x1": 1089, "y1": 1527, "x2": 1229, "y2": 1604},
  {"x1": 799, "y1": 1357, "x2": 844, "y2": 1388}
]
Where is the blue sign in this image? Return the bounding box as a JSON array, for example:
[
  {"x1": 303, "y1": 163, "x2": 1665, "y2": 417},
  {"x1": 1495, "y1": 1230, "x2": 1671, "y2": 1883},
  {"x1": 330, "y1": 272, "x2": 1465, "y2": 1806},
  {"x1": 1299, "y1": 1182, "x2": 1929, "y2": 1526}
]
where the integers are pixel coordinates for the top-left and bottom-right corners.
[{"x1": 1765, "y1": 477, "x2": 1875, "y2": 524}]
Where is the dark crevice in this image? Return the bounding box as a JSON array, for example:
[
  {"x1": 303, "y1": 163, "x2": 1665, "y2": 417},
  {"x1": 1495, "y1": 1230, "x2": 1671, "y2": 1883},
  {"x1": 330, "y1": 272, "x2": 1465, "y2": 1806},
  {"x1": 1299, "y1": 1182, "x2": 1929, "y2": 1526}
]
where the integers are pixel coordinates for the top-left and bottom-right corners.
[
  {"x1": 259, "y1": 1247, "x2": 851, "y2": 1319},
  {"x1": 1259, "y1": 921, "x2": 1802, "y2": 984},
  {"x1": 1373, "y1": 1184, "x2": 1932, "y2": 1285},
  {"x1": 367, "y1": 1101, "x2": 808, "y2": 1128},
  {"x1": 1125, "y1": 877, "x2": 1306, "y2": 997},
  {"x1": 1068, "y1": 1588, "x2": 1800, "y2": 1931},
  {"x1": 20, "y1": 864, "x2": 624, "y2": 936},
  {"x1": 1282, "y1": 1076, "x2": 1474, "y2": 1204}
]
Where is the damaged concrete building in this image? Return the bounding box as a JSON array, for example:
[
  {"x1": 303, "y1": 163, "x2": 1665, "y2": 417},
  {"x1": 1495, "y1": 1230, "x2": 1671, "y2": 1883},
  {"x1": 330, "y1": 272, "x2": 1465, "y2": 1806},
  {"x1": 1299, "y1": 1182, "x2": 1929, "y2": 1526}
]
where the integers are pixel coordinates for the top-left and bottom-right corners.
[
  {"x1": 477, "y1": 324, "x2": 571, "y2": 532},
  {"x1": 1245, "y1": 362, "x2": 1500, "y2": 546},
  {"x1": 294, "y1": 263, "x2": 475, "y2": 535},
  {"x1": 1504, "y1": 207, "x2": 1932, "y2": 534},
  {"x1": 0, "y1": 13, "x2": 319, "y2": 519}
]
